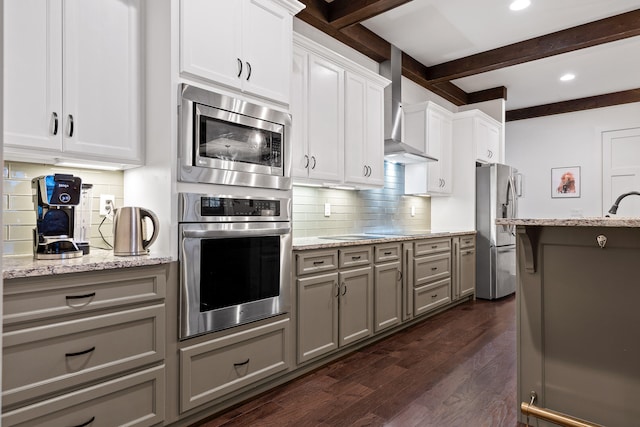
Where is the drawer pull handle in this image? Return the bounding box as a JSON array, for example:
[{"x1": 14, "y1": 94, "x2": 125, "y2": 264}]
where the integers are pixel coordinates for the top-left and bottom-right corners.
[
  {"x1": 431, "y1": 294, "x2": 438, "y2": 298},
  {"x1": 431, "y1": 267, "x2": 438, "y2": 271},
  {"x1": 234, "y1": 358, "x2": 250, "y2": 368},
  {"x1": 384, "y1": 251, "x2": 392, "y2": 255},
  {"x1": 431, "y1": 245, "x2": 438, "y2": 249},
  {"x1": 341, "y1": 283, "x2": 347, "y2": 296},
  {"x1": 72, "y1": 416, "x2": 95, "y2": 427},
  {"x1": 66, "y1": 292, "x2": 96, "y2": 300},
  {"x1": 351, "y1": 256, "x2": 361, "y2": 260},
  {"x1": 313, "y1": 260, "x2": 325, "y2": 265},
  {"x1": 65, "y1": 346, "x2": 96, "y2": 358}
]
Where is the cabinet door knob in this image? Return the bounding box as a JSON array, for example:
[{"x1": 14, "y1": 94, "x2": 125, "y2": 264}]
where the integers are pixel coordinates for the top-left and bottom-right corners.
[
  {"x1": 51, "y1": 112, "x2": 59, "y2": 136},
  {"x1": 65, "y1": 346, "x2": 96, "y2": 358},
  {"x1": 71, "y1": 416, "x2": 95, "y2": 427},
  {"x1": 237, "y1": 58, "x2": 243, "y2": 78},
  {"x1": 245, "y1": 61, "x2": 252, "y2": 81},
  {"x1": 67, "y1": 114, "x2": 74, "y2": 138}
]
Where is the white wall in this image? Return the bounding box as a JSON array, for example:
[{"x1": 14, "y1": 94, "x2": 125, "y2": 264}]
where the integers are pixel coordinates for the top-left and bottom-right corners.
[{"x1": 505, "y1": 102, "x2": 640, "y2": 218}]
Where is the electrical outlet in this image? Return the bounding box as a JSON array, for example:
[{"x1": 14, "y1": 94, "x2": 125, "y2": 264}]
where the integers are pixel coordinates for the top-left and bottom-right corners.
[
  {"x1": 324, "y1": 203, "x2": 331, "y2": 217},
  {"x1": 99, "y1": 194, "x2": 115, "y2": 216},
  {"x1": 411, "y1": 205, "x2": 416, "y2": 217}
]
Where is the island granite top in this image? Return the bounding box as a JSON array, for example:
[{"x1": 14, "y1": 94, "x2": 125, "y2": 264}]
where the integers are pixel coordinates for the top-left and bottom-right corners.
[
  {"x1": 293, "y1": 230, "x2": 476, "y2": 251},
  {"x1": 3, "y1": 249, "x2": 173, "y2": 280},
  {"x1": 496, "y1": 217, "x2": 640, "y2": 227}
]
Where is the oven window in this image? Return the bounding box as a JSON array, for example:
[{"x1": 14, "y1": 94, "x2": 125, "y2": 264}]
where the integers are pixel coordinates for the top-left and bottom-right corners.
[
  {"x1": 199, "y1": 116, "x2": 282, "y2": 168},
  {"x1": 199, "y1": 236, "x2": 280, "y2": 312}
]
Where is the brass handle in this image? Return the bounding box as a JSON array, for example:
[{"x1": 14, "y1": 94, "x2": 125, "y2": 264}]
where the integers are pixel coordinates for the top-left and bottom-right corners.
[
  {"x1": 521, "y1": 394, "x2": 604, "y2": 427},
  {"x1": 65, "y1": 346, "x2": 96, "y2": 357}
]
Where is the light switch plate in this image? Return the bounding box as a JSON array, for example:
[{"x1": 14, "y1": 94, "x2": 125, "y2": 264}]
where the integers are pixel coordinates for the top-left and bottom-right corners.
[{"x1": 324, "y1": 203, "x2": 331, "y2": 217}]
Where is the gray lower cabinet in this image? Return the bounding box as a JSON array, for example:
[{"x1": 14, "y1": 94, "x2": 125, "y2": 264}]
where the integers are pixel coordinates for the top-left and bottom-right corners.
[
  {"x1": 452, "y1": 234, "x2": 476, "y2": 301},
  {"x1": 373, "y1": 243, "x2": 402, "y2": 332},
  {"x1": 296, "y1": 247, "x2": 373, "y2": 364},
  {"x1": 412, "y1": 238, "x2": 452, "y2": 316},
  {"x1": 179, "y1": 318, "x2": 291, "y2": 413},
  {"x1": 2, "y1": 265, "x2": 168, "y2": 427}
]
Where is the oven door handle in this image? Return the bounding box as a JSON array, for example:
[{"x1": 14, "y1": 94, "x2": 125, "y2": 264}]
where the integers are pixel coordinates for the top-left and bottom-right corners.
[{"x1": 181, "y1": 226, "x2": 291, "y2": 239}]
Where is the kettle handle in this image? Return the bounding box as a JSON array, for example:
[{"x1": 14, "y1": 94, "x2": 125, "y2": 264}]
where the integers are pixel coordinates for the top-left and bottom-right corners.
[{"x1": 139, "y1": 208, "x2": 159, "y2": 250}]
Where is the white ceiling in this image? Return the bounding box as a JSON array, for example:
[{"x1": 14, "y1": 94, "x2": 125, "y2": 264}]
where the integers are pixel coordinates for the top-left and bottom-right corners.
[{"x1": 362, "y1": 0, "x2": 640, "y2": 110}]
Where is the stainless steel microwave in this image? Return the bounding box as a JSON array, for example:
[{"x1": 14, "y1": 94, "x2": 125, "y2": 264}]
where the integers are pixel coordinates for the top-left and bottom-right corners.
[{"x1": 179, "y1": 84, "x2": 292, "y2": 190}]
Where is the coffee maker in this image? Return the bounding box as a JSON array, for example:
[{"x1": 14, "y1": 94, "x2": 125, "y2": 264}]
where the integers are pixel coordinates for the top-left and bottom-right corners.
[{"x1": 32, "y1": 174, "x2": 84, "y2": 259}]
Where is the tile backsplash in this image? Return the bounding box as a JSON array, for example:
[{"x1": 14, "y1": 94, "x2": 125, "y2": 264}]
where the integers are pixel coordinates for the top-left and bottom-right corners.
[
  {"x1": 3, "y1": 161, "x2": 124, "y2": 256},
  {"x1": 292, "y1": 162, "x2": 431, "y2": 238}
]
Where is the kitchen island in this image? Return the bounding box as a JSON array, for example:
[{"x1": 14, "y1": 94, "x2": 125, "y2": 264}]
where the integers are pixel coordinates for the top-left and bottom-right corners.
[{"x1": 497, "y1": 218, "x2": 640, "y2": 427}]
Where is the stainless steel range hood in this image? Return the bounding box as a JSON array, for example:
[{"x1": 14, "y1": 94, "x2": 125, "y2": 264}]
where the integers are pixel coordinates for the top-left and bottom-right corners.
[{"x1": 381, "y1": 45, "x2": 437, "y2": 164}]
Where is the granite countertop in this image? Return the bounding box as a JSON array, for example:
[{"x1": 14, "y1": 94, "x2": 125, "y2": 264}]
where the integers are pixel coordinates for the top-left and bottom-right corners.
[
  {"x1": 293, "y1": 230, "x2": 476, "y2": 251},
  {"x1": 496, "y1": 217, "x2": 640, "y2": 227},
  {"x1": 3, "y1": 249, "x2": 173, "y2": 280}
]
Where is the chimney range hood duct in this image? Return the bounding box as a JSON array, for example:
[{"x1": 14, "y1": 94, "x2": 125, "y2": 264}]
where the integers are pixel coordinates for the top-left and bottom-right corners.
[{"x1": 381, "y1": 45, "x2": 437, "y2": 164}]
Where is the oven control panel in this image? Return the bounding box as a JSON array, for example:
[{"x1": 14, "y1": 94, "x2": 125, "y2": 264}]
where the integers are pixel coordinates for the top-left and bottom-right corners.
[{"x1": 201, "y1": 197, "x2": 280, "y2": 217}]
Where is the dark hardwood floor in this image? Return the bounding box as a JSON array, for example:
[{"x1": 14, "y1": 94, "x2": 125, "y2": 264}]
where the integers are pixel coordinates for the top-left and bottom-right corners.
[{"x1": 194, "y1": 295, "x2": 524, "y2": 427}]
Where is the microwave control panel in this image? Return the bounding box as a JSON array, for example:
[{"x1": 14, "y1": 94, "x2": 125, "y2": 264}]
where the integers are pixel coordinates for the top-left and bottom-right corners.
[{"x1": 201, "y1": 197, "x2": 280, "y2": 217}]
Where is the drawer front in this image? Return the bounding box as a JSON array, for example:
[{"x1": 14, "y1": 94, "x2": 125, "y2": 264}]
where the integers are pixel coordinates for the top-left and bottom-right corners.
[
  {"x1": 3, "y1": 265, "x2": 167, "y2": 326},
  {"x1": 414, "y1": 279, "x2": 451, "y2": 316},
  {"x1": 3, "y1": 304, "x2": 165, "y2": 408},
  {"x1": 459, "y1": 235, "x2": 476, "y2": 249},
  {"x1": 180, "y1": 318, "x2": 290, "y2": 412},
  {"x1": 414, "y1": 238, "x2": 451, "y2": 256},
  {"x1": 374, "y1": 243, "x2": 401, "y2": 263},
  {"x1": 339, "y1": 246, "x2": 372, "y2": 268},
  {"x1": 2, "y1": 365, "x2": 165, "y2": 427},
  {"x1": 296, "y1": 250, "x2": 338, "y2": 275},
  {"x1": 414, "y1": 252, "x2": 451, "y2": 287}
]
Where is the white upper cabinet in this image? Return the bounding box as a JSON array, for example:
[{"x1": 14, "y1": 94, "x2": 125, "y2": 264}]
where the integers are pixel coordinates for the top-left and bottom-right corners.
[
  {"x1": 404, "y1": 102, "x2": 453, "y2": 196},
  {"x1": 180, "y1": 0, "x2": 304, "y2": 105},
  {"x1": 471, "y1": 111, "x2": 501, "y2": 163},
  {"x1": 291, "y1": 46, "x2": 345, "y2": 184},
  {"x1": 344, "y1": 72, "x2": 386, "y2": 188},
  {"x1": 291, "y1": 33, "x2": 390, "y2": 188},
  {"x1": 4, "y1": 0, "x2": 143, "y2": 168}
]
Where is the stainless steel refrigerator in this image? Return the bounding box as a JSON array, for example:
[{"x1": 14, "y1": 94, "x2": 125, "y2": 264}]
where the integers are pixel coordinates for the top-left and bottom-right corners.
[{"x1": 475, "y1": 163, "x2": 518, "y2": 299}]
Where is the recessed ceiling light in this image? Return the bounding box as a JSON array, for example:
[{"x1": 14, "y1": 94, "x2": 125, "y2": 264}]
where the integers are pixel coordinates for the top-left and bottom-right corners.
[
  {"x1": 509, "y1": 0, "x2": 531, "y2": 11},
  {"x1": 560, "y1": 73, "x2": 576, "y2": 82}
]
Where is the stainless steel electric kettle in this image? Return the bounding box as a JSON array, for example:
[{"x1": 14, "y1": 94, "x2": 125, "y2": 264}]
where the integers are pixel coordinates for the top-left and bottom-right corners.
[{"x1": 112, "y1": 207, "x2": 159, "y2": 256}]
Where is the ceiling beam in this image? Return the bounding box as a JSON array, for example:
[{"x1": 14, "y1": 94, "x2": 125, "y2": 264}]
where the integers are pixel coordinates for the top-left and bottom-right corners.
[
  {"x1": 506, "y1": 89, "x2": 640, "y2": 121},
  {"x1": 427, "y1": 9, "x2": 640, "y2": 83},
  {"x1": 328, "y1": 0, "x2": 414, "y2": 30}
]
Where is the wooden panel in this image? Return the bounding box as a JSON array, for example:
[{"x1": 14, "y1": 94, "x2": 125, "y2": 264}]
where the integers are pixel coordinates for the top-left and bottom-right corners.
[
  {"x1": 414, "y1": 278, "x2": 451, "y2": 316},
  {"x1": 338, "y1": 266, "x2": 373, "y2": 346},
  {"x1": 374, "y1": 261, "x2": 401, "y2": 332},
  {"x1": 180, "y1": 318, "x2": 290, "y2": 412},
  {"x1": 2, "y1": 365, "x2": 164, "y2": 427},
  {"x1": 3, "y1": 265, "x2": 166, "y2": 326},
  {"x1": 328, "y1": 0, "x2": 413, "y2": 29},
  {"x1": 296, "y1": 250, "x2": 339, "y2": 275},
  {"x1": 339, "y1": 246, "x2": 372, "y2": 269},
  {"x1": 3, "y1": 304, "x2": 165, "y2": 408},
  {"x1": 374, "y1": 243, "x2": 401, "y2": 263},
  {"x1": 414, "y1": 238, "x2": 451, "y2": 256}
]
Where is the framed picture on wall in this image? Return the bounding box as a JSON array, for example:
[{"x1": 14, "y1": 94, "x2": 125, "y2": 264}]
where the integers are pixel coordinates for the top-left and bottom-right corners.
[{"x1": 551, "y1": 166, "x2": 580, "y2": 198}]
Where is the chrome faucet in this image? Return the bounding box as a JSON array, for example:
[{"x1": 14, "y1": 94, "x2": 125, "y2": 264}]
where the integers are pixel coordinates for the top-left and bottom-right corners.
[{"x1": 607, "y1": 191, "x2": 640, "y2": 215}]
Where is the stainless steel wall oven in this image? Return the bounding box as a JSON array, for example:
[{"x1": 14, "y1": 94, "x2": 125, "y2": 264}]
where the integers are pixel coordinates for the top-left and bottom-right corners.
[
  {"x1": 179, "y1": 84, "x2": 291, "y2": 190},
  {"x1": 178, "y1": 192, "x2": 291, "y2": 340}
]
